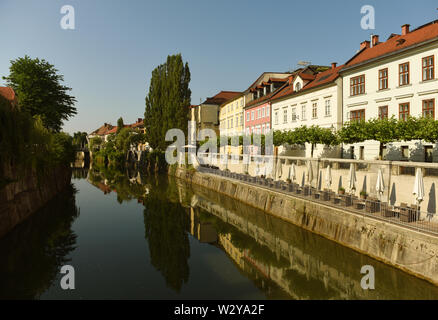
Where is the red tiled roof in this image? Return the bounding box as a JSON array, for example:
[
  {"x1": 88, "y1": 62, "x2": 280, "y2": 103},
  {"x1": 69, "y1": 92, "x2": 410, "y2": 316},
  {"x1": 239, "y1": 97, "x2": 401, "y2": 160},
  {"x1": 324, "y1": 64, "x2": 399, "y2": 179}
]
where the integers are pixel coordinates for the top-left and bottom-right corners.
[
  {"x1": 202, "y1": 91, "x2": 241, "y2": 105},
  {"x1": 90, "y1": 123, "x2": 114, "y2": 136},
  {"x1": 268, "y1": 77, "x2": 289, "y2": 83},
  {"x1": 0, "y1": 87, "x2": 17, "y2": 102},
  {"x1": 298, "y1": 73, "x2": 316, "y2": 81},
  {"x1": 271, "y1": 65, "x2": 344, "y2": 101},
  {"x1": 345, "y1": 20, "x2": 438, "y2": 68}
]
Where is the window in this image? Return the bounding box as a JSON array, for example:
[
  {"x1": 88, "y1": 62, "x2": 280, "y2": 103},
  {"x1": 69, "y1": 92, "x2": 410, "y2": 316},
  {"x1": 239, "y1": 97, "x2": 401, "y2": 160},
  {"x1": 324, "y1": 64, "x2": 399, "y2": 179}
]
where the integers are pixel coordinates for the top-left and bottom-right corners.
[
  {"x1": 301, "y1": 105, "x2": 306, "y2": 120},
  {"x1": 274, "y1": 111, "x2": 279, "y2": 125},
  {"x1": 251, "y1": 111, "x2": 254, "y2": 121},
  {"x1": 378, "y1": 106, "x2": 388, "y2": 119},
  {"x1": 257, "y1": 109, "x2": 261, "y2": 119},
  {"x1": 295, "y1": 82, "x2": 301, "y2": 91},
  {"x1": 261, "y1": 107, "x2": 265, "y2": 118},
  {"x1": 283, "y1": 109, "x2": 288, "y2": 124},
  {"x1": 359, "y1": 146, "x2": 365, "y2": 160},
  {"x1": 266, "y1": 123, "x2": 270, "y2": 132},
  {"x1": 227, "y1": 119, "x2": 230, "y2": 129},
  {"x1": 266, "y1": 106, "x2": 270, "y2": 117},
  {"x1": 423, "y1": 56, "x2": 434, "y2": 81},
  {"x1": 399, "y1": 103, "x2": 410, "y2": 121},
  {"x1": 425, "y1": 146, "x2": 434, "y2": 163},
  {"x1": 261, "y1": 124, "x2": 265, "y2": 134},
  {"x1": 422, "y1": 99, "x2": 435, "y2": 118},
  {"x1": 291, "y1": 107, "x2": 297, "y2": 121},
  {"x1": 246, "y1": 112, "x2": 249, "y2": 122},
  {"x1": 350, "y1": 75, "x2": 365, "y2": 96},
  {"x1": 401, "y1": 146, "x2": 409, "y2": 160},
  {"x1": 240, "y1": 114, "x2": 243, "y2": 125},
  {"x1": 312, "y1": 103, "x2": 317, "y2": 119},
  {"x1": 325, "y1": 100, "x2": 331, "y2": 116},
  {"x1": 235, "y1": 116, "x2": 238, "y2": 127},
  {"x1": 350, "y1": 109, "x2": 365, "y2": 122},
  {"x1": 379, "y1": 68, "x2": 388, "y2": 90},
  {"x1": 399, "y1": 62, "x2": 410, "y2": 86},
  {"x1": 230, "y1": 118, "x2": 233, "y2": 128}
]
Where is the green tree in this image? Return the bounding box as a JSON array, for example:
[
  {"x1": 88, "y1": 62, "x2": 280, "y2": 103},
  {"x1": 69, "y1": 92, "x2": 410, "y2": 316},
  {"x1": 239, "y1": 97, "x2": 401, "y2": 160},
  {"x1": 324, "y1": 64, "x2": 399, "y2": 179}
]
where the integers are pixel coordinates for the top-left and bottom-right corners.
[
  {"x1": 72, "y1": 132, "x2": 88, "y2": 150},
  {"x1": 418, "y1": 116, "x2": 438, "y2": 143},
  {"x1": 337, "y1": 120, "x2": 369, "y2": 145},
  {"x1": 367, "y1": 117, "x2": 398, "y2": 159},
  {"x1": 116, "y1": 117, "x2": 124, "y2": 134},
  {"x1": 3, "y1": 55, "x2": 77, "y2": 132},
  {"x1": 145, "y1": 54, "x2": 191, "y2": 150}
]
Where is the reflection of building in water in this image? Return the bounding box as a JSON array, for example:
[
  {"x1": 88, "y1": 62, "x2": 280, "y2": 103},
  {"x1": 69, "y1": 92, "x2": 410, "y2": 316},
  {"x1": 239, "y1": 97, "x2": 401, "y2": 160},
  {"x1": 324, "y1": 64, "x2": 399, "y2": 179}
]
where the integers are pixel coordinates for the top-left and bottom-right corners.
[
  {"x1": 189, "y1": 207, "x2": 218, "y2": 244},
  {"x1": 190, "y1": 193, "x2": 371, "y2": 300}
]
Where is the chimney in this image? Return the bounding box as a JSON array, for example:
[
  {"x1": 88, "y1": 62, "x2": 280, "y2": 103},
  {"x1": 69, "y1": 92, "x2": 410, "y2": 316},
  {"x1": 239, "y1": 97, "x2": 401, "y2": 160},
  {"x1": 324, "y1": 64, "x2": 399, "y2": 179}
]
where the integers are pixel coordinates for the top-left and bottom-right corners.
[
  {"x1": 331, "y1": 62, "x2": 337, "y2": 70},
  {"x1": 402, "y1": 24, "x2": 410, "y2": 35},
  {"x1": 104, "y1": 123, "x2": 108, "y2": 127},
  {"x1": 371, "y1": 34, "x2": 379, "y2": 47},
  {"x1": 360, "y1": 40, "x2": 370, "y2": 50},
  {"x1": 138, "y1": 118, "x2": 142, "y2": 123}
]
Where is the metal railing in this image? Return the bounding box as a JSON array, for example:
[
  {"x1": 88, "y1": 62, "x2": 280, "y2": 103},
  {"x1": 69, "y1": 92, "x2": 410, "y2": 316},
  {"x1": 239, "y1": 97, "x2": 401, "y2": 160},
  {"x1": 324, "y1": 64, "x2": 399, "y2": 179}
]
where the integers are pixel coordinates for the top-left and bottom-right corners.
[{"x1": 197, "y1": 165, "x2": 438, "y2": 236}]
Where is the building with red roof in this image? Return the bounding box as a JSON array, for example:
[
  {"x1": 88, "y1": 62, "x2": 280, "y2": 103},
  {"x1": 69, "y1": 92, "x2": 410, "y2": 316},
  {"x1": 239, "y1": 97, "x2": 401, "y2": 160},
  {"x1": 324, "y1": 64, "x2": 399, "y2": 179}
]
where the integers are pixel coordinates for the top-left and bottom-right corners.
[
  {"x1": 0, "y1": 87, "x2": 18, "y2": 108},
  {"x1": 243, "y1": 72, "x2": 292, "y2": 135},
  {"x1": 270, "y1": 64, "x2": 343, "y2": 158},
  {"x1": 341, "y1": 20, "x2": 438, "y2": 161},
  {"x1": 191, "y1": 91, "x2": 241, "y2": 137}
]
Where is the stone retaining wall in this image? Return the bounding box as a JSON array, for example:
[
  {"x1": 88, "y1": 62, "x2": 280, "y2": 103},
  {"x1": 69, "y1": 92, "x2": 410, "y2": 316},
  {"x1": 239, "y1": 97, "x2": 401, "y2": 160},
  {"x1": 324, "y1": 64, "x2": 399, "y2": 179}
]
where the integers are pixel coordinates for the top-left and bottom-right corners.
[{"x1": 172, "y1": 166, "x2": 438, "y2": 286}]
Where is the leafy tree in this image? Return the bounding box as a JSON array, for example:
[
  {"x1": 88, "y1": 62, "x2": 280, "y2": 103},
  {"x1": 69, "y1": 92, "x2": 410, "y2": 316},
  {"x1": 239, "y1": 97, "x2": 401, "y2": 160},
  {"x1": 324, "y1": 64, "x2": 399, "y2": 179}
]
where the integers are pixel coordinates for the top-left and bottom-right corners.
[
  {"x1": 337, "y1": 120, "x2": 369, "y2": 145},
  {"x1": 72, "y1": 132, "x2": 88, "y2": 150},
  {"x1": 145, "y1": 54, "x2": 191, "y2": 150},
  {"x1": 417, "y1": 116, "x2": 438, "y2": 143},
  {"x1": 367, "y1": 117, "x2": 398, "y2": 159},
  {"x1": 116, "y1": 117, "x2": 124, "y2": 134},
  {"x1": 396, "y1": 116, "x2": 420, "y2": 142},
  {"x1": 3, "y1": 55, "x2": 77, "y2": 132}
]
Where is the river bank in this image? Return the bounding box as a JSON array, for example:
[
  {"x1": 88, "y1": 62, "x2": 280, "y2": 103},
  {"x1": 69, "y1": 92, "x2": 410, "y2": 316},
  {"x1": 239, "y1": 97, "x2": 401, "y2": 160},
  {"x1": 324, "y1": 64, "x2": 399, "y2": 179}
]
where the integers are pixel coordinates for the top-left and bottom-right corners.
[
  {"x1": 170, "y1": 165, "x2": 438, "y2": 286},
  {"x1": 0, "y1": 163, "x2": 72, "y2": 238}
]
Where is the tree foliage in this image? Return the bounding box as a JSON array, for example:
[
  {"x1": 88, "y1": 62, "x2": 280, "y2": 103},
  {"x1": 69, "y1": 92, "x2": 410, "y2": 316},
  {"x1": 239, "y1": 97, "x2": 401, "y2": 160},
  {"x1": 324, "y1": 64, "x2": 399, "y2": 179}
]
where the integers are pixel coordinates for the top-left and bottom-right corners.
[
  {"x1": 3, "y1": 55, "x2": 77, "y2": 132},
  {"x1": 144, "y1": 54, "x2": 191, "y2": 150}
]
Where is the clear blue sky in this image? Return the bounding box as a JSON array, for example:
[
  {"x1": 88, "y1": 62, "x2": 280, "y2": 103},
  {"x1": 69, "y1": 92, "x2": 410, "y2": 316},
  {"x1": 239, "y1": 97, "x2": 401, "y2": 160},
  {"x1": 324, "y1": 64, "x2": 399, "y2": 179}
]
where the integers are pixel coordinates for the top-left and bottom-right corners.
[{"x1": 0, "y1": 0, "x2": 437, "y2": 134}]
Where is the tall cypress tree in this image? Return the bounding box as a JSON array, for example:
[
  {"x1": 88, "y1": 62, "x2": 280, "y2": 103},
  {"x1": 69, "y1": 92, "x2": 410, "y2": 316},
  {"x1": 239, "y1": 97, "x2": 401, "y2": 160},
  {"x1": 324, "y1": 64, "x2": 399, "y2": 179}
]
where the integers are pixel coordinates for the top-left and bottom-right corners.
[{"x1": 145, "y1": 54, "x2": 191, "y2": 150}]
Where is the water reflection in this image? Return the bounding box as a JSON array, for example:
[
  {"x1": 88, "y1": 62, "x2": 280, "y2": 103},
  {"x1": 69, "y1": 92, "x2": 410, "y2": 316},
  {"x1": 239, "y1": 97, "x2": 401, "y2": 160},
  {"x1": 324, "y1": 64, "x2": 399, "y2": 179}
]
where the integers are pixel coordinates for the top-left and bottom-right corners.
[
  {"x1": 0, "y1": 184, "x2": 79, "y2": 299},
  {"x1": 84, "y1": 165, "x2": 438, "y2": 299}
]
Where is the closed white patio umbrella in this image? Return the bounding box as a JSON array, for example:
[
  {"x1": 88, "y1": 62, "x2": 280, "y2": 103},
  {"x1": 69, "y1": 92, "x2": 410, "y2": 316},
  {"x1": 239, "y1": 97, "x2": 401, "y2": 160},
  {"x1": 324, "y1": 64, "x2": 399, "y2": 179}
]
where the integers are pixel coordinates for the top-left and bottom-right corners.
[
  {"x1": 277, "y1": 159, "x2": 283, "y2": 180},
  {"x1": 413, "y1": 168, "x2": 425, "y2": 207},
  {"x1": 376, "y1": 168, "x2": 385, "y2": 201},
  {"x1": 289, "y1": 163, "x2": 296, "y2": 182},
  {"x1": 325, "y1": 164, "x2": 332, "y2": 190},
  {"x1": 348, "y1": 163, "x2": 357, "y2": 194},
  {"x1": 307, "y1": 161, "x2": 313, "y2": 187}
]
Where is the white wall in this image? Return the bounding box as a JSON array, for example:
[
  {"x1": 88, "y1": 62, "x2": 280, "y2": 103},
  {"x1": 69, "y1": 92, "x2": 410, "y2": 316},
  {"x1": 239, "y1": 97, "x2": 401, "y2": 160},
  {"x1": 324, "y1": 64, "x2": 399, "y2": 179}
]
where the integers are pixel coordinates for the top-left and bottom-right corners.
[{"x1": 342, "y1": 41, "x2": 438, "y2": 161}]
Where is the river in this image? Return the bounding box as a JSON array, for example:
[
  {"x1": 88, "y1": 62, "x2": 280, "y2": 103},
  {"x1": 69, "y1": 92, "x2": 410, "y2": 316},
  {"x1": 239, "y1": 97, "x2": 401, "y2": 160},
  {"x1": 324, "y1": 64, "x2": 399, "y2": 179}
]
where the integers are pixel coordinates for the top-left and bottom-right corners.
[{"x1": 1, "y1": 165, "x2": 437, "y2": 299}]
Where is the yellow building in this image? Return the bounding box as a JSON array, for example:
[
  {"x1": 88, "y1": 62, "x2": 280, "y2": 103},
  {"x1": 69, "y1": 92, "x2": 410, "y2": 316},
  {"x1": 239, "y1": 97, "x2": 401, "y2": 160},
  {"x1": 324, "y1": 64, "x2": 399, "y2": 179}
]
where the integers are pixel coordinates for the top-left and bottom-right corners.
[{"x1": 219, "y1": 93, "x2": 245, "y2": 137}]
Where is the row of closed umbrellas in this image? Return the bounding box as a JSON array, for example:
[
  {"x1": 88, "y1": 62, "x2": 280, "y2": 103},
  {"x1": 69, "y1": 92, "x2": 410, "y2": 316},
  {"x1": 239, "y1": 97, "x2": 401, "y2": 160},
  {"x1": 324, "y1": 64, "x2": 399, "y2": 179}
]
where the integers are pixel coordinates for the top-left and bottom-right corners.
[{"x1": 266, "y1": 159, "x2": 425, "y2": 207}]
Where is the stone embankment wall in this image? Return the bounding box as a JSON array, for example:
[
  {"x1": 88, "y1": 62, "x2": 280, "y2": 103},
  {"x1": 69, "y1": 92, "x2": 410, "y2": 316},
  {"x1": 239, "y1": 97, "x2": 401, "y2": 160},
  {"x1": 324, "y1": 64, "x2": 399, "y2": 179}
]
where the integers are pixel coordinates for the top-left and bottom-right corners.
[
  {"x1": 171, "y1": 166, "x2": 438, "y2": 286},
  {"x1": 0, "y1": 163, "x2": 72, "y2": 238}
]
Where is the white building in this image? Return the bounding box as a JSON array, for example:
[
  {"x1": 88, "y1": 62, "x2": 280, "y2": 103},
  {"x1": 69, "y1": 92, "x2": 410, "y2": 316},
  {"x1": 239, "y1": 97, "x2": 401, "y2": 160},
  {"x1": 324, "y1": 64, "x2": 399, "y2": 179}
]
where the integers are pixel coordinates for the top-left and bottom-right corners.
[
  {"x1": 271, "y1": 65, "x2": 343, "y2": 158},
  {"x1": 341, "y1": 21, "x2": 438, "y2": 162}
]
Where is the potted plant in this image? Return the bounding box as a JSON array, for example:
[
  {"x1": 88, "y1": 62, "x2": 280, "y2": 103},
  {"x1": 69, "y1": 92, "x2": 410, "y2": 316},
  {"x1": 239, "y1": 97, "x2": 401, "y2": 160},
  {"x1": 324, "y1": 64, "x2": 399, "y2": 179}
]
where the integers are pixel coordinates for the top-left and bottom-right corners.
[
  {"x1": 360, "y1": 190, "x2": 368, "y2": 200},
  {"x1": 338, "y1": 187, "x2": 345, "y2": 195}
]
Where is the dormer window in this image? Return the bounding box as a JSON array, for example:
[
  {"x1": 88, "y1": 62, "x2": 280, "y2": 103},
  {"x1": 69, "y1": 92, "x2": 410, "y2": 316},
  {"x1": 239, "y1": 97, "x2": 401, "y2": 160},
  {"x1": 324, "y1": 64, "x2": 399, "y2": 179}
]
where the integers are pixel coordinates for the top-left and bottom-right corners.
[
  {"x1": 263, "y1": 87, "x2": 267, "y2": 96},
  {"x1": 295, "y1": 82, "x2": 301, "y2": 91},
  {"x1": 270, "y1": 83, "x2": 274, "y2": 92}
]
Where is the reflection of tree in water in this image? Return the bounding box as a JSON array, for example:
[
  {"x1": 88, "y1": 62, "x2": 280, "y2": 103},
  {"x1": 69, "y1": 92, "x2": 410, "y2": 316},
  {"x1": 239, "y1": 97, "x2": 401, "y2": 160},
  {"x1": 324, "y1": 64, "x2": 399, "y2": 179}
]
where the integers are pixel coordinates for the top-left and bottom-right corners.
[
  {"x1": 88, "y1": 165, "x2": 146, "y2": 203},
  {"x1": 143, "y1": 182, "x2": 191, "y2": 293},
  {"x1": 0, "y1": 184, "x2": 79, "y2": 299}
]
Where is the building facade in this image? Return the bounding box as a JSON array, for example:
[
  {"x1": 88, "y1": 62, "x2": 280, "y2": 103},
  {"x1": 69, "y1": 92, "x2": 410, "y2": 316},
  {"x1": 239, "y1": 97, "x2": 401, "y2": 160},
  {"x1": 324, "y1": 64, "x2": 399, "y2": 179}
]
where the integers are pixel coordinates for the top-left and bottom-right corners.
[
  {"x1": 243, "y1": 72, "x2": 292, "y2": 135},
  {"x1": 191, "y1": 91, "x2": 241, "y2": 138},
  {"x1": 271, "y1": 65, "x2": 343, "y2": 158},
  {"x1": 341, "y1": 21, "x2": 438, "y2": 161},
  {"x1": 219, "y1": 93, "x2": 245, "y2": 137}
]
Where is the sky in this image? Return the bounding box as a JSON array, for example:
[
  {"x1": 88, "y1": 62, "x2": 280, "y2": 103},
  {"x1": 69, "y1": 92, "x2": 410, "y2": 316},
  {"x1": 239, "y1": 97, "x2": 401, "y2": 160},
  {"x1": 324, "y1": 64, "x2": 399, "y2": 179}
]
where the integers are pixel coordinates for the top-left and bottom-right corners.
[{"x1": 0, "y1": 0, "x2": 437, "y2": 134}]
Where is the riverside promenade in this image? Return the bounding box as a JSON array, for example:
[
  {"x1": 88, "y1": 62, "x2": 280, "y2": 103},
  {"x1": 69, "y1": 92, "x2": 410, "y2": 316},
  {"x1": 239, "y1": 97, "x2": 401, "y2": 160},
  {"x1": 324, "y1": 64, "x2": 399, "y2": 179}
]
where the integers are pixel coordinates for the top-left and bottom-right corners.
[{"x1": 172, "y1": 156, "x2": 438, "y2": 286}]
